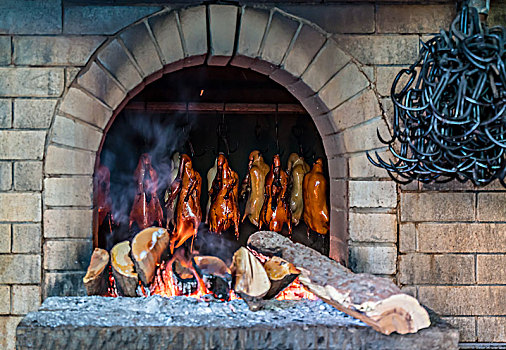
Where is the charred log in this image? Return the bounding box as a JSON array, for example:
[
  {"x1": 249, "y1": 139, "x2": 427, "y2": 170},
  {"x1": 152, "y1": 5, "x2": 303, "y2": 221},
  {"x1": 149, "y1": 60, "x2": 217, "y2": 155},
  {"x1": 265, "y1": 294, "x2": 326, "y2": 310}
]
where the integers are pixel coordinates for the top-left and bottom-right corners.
[
  {"x1": 111, "y1": 241, "x2": 138, "y2": 297},
  {"x1": 83, "y1": 248, "x2": 110, "y2": 296},
  {"x1": 248, "y1": 231, "x2": 430, "y2": 335},
  {"x1": 263, "y1": 256, "x2": 300, "y2": 299},
  {"x1": 131, "y1": 227, "x2": 170, "y2": 285},
  {"x1": 193, "y1": 256, "x2": 232, "y2": 300},
  {"x1": 172, "y1": 258, "x2": 198, "y2": 295}
]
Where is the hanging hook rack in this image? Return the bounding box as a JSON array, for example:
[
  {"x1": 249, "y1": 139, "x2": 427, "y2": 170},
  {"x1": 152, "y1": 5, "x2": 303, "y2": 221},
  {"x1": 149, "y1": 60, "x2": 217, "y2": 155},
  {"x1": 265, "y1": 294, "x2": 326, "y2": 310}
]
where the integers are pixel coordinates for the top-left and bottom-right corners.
[
  {"x1": 216, "y1": 106, "x2": 238, "y2": 156},
  {"x1": 183, "y1": 104, "x2": 206, "y2": 158}
]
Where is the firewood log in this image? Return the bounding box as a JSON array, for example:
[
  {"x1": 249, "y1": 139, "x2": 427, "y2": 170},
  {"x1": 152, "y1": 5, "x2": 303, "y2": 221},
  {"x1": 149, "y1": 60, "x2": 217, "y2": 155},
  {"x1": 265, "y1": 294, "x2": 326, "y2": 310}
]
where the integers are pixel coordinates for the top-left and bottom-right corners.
[
  {"x1": 111, "y1": 241, "x2": 138, "y2": 297},
  {"x1": 193, "y1": 255, "x2": 232, "y2": 300},
  {"x1": 231, "y1": 247, "x2": 270, "y2": 310},
  {"x1": 131, "y1": 227, "x2": 170, "y2": 285},
  {"x1": 263, "y1": 256, "x2": 300, "y2": 299},
  {"x1": 83, "y1": 248, "x2": 110, "y2": 296},
  {"x1": 248, "y1": 231, "x2": 430, "y2": 335},
  {"x1": 172, "y1": 258, "x2": 198, "y2": 295}
]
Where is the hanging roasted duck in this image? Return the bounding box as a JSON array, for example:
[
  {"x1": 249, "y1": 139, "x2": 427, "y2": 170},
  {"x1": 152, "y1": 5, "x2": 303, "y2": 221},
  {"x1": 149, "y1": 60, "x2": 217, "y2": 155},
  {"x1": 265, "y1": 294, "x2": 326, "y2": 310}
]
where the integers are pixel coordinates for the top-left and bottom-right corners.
[
  {"x1": 240, "y1": 150, "x2": 269, "y2": 226},
  {"x1": 302, "y1": 158, "x2": 329, "y2": 235},
  {"x1": 258, "y1": 155, "x2": 292, "y2": 235},
  {"x1": 95, "y1": 161, "x2": 113, "y2": 248},
  {"x1": 205, "y1": 158, "x2": 218, "y2": 223},
  {"x1": 286, "y1": 153, "x2": 310, "y2": 226},
  {"x1": 129, "y1": 153, "x2": 163, "y2": 230},
  {"x1": 208, "y1": 154, "x2": 240, "y2": 238},
  {"x1": 166, "y1": 154, "x2": 202, "y2": 254},
  {"x1": 164, "y1": 152, "x2": 180, "y2": 230}
]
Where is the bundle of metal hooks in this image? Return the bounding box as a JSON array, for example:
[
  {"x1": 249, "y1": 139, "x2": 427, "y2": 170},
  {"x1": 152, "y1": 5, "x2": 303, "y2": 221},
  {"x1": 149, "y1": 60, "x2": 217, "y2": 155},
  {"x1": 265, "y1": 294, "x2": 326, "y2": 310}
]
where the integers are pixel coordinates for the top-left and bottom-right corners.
[{"x1": 368, "y1": 1, "x2": 506, "y2": 186}]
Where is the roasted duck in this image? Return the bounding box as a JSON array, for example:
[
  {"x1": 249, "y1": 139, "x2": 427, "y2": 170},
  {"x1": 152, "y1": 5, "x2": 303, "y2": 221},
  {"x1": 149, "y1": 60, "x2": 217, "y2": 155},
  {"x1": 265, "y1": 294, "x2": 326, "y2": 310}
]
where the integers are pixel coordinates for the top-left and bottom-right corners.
[
  {"x1": 302, "y1": 158, "x2": 329, "y2": 235},
  {"x1": 286, "y1": 153, "x2": 310, "y2": 226},
  {"x1": 205, "y1": 159, "x2": 218, "y2": 223},
  {"x1": 164, "y1": 152, "x2": 180, "y2": 230},
  {"x1": 166, "y1": 154, "x2": 202, "y2": 254},
  {"x1": 240, "y1": 150, "x2": 269, "y2": 226},
  {"x1": 258, "y1": 155, "x2": 292, "y2": 235},
  {"x1": 95, "y1": 161, "x2": 112, "y2": 227},
  {"x1": 208, "y1": 154, "x2": 240, "y2": 238},
  {"x1": 129, "y1": 153, "x2": 163, "y2": 230}
]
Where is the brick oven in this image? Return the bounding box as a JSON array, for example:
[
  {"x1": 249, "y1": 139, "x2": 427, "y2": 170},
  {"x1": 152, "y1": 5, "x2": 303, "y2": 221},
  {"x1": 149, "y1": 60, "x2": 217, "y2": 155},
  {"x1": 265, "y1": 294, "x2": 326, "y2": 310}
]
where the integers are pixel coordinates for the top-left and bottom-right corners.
[{"x1": 0, "y1": 1, "x2": 505, "y2": 349}]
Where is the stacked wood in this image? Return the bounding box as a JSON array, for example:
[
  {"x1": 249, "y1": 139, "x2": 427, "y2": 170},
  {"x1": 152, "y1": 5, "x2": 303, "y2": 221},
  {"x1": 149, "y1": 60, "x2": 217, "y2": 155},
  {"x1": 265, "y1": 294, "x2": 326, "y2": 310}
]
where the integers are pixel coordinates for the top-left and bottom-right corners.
[
  {"x1": 83, "y1": 248, "x2": 110, "y2": 296},
  {"x1": 231, "y1": 247, "x2": 270, "y2": 310},
  {"x1": 263, "y1": 256, "x2": 300, "y2": 299},
  {"x1": 131, "y1": 227, "x2": 170, "y2": 285},
  {"x1": 193, "y1": 256, "x2": 232, "y2": 300},
  {"x1": 111, "y1": 241, "x2": 138, "y2": 297},
  {"x1": 248, "y1": 231, "x2": 431, "y2": 335}
]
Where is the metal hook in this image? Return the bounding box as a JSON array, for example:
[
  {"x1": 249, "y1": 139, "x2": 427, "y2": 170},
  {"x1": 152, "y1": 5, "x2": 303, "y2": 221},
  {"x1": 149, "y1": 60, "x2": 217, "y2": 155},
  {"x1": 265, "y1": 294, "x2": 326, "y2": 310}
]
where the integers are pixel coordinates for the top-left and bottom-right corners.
[{"x1": 254, "y1": 117, "x2": 269, "y2": 154}]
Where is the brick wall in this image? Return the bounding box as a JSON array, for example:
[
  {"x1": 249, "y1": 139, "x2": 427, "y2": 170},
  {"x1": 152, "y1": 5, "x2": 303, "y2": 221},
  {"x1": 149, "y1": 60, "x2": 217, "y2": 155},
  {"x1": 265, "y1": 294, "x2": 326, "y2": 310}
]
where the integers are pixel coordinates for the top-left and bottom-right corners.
[{"x1": 0, "y1": 1, "x2": 505, "y2": 349}]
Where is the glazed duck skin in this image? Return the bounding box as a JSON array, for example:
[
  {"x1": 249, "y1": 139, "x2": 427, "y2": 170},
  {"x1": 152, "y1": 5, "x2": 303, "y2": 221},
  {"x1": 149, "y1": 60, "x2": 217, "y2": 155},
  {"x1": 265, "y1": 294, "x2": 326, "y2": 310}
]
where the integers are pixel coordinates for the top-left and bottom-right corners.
[
  {"x1": 302, "y1": 158, "x2": 329, "y2": 235},
  {"x1": 240, "y1": 150, "x2": 270, "y2": 226},
  {"x1": 205, "y1": 159, "x2": 218, "y2": 223},
  {"x1": 166, "y1": 154, "x2": 202, "y2": 253},
  {"x1": 129, "y1": 153, "x2": 164, "y2": 230},
  {"x1": 259, "y1": 155, "x2": 292, "y2": 235},
  {"x1": 164, "y1": 152, "x2": 180, "y2": 230},
  {"x1": 286, "y1": 153, "x2": 310, "y2": 226},
  {"x1": 208, "y1": 154, "x2": 240, "y2": 238}
]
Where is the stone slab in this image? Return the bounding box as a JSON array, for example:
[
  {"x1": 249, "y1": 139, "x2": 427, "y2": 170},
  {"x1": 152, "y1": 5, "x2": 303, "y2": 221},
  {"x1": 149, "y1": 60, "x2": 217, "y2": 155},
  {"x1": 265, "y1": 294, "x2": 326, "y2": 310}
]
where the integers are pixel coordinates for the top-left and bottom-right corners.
[{"x1": 17, "y1": 296, "x2": 458, "y2": 350}]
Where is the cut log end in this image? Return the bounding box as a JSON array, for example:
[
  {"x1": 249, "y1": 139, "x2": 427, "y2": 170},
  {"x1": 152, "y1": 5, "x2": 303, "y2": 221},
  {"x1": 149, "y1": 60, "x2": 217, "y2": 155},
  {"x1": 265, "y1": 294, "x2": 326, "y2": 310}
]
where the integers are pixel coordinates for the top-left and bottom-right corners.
[
  {"x1": 232, "y1": 247, "x2": 271, "y2": 300},
  {"x1": 263, "y1": 256, "x2": 300, "y2": 299},
  {"x1": 193, "y1": 256, "x2": 232, "y2": 300},
  {"x1": 131, "y1": 227, "x2": 170, "y2": 285},
  {"x1": 111, "y1": 241, "x2": 138, "y2": 297},
  {"x1": 83, "y1": 248, "x2": 110, "y2": 296}
]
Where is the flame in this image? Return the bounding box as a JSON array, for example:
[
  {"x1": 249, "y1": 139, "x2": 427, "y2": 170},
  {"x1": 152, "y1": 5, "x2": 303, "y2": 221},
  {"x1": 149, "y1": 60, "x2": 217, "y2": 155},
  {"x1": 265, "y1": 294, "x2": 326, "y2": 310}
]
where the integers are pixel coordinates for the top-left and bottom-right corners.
[{"x1": 275, "y1": 277, "x2": 317, "y2": 301}]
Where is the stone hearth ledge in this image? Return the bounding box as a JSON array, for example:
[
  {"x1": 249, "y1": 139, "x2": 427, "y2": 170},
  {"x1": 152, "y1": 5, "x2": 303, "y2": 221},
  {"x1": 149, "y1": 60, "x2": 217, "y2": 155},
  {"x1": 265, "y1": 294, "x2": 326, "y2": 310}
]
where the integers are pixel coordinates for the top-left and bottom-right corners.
[{"x1": 16, "y1": 296, "x2": 458, "y2": 349}]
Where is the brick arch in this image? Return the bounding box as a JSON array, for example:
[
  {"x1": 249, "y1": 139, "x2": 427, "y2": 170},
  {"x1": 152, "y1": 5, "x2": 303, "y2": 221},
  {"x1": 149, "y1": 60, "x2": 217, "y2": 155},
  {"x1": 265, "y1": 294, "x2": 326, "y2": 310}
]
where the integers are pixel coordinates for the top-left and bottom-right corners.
[{"x1": 44, "y1": 4, "x2": 386, "y2": 290}]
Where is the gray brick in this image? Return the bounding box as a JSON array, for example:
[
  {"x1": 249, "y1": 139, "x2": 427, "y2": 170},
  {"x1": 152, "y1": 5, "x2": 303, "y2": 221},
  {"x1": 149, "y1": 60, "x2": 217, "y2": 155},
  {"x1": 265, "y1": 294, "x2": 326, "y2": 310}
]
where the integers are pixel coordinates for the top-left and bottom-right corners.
[
  {"x1": 441, "y1": 317, "x2": 476, "y2": 342},
  {"x1": 208, "y1": 5, "x2": 237, "y2": 66},
  {"x1": 13, "y1": 161, "x2": 42, "y2": 191},
  {"x1": 44, "y1": 272, "x2": 86, "y2": 298},
  {"x1": 63, "y1": 5, "x2": 161, "y2": 35},
  {"x1": 0, "y1": 99, "x2": 11, "y2": 128},
  {"x1": 489, "y1": 1, "x2": 506, "y2": 28},
  {"x1": 335, "y1": 35, "x2": 419, "y2": 65},
  {"x1": 148, "y1": 12, "x2": 184, "y2": 66},
  {"x1": 328, "y1": 89, "x2": 381, "y2": 133},
  {"x1": 13, "y1": 99, "x2": 57, "y2": 129},
  {"x1": 0, "y1": 316, "x2": 23, "y2": 350},
  {"x1": 13, "y1": 36, "x2": 105, "y2": 66},
  {"x1": 417, "y1": 223, "x2": 506, "y2": 253},
  {"x1": 401, "y1": 193, "x2": 475, "y2": 222},
  {"x1": 59, "y1": 88, "x2": 112, "y2": 129},
  {"x1": 0, "y1": 162, "x2": 12, "y2": 191},
  {"x1": 399, "y1": 223, "x2": 416, "y2": 253},
  {"x1": 51, "y1": 115, "x2": 103, "y2": 151},
  {"x1": 377, "y1": 5, "x2": 455, "y2": 34},
  {"x1": 179, "y1": 6, "x2": 207, "y2": 67},
  {"x1": 97, "y1": 39, "x2": 143, "y2": 91},
  {"x1": 399, "y1": 253, "x2": 475, "y2": 285},
  {"x1": 0, "y1": 130, "x2": 45, "y2": 160},
  {"x1": 12, "y1": 224, "x2": 41, "y2": 254},
  {"x1": 44, "y1": 240, "x2": 92, "y2": 271},
  {"x1": 261, "y1": 12, "x2": 299, "y2": 67},
  {"x1": 349, "y1": 180, "x2": 397, "y2": 208},
  {"x1": 0, "y1": 36, "x2": 10, "y2": 65},
  {"x1": 66, "y1": 67, "x2": 80, "y2": 87},
  {"x1": 477, "y1": 192, "x2": 506, "y2": 221},
  {"x1": 477, "y1": 317, "x2": 506, "y2": 342},
  {"x1": 281, "y1": 4, "x2": 374, "y2": 34},
  {"x1": 232, "y1": 7, "x2": 269, "y2": 68},
  {"x1": 0, "y1": 0, "x2": 61, "y2": 34},
  {"x1": 301, "y1": 41, "x2": 350, "y2": 93},
  {"x1": 0, "y1": 254, "x2": 41, "y2": 283},
  {"x1": 120, "y1": 22, "x2": 163, "y2": 77},
  {"x1": 419, "y1": 286, "x2": 506, "y2": 316},
  {"x1": 477, "y1": 255, "x2": 506, "y2": 284},
  {"x1": 44, "y1": 177, "x2": 93, "y2": 207},
  {"x1": 349, "y1": 245, "x2": 397, "y2": 275},
  {"x1": 0, "y1": 68, "x2": 64, "y2": 97},
  {"x1": 283, "y1": 25, "x2": 325, "y2": 78},
  {"x1": 45, "y1": 145, "x2": 95, "y2": 175},
  {"x1": 11, "y1": 285, "x2": 40, "y2": 315},
  {"x1": 0, "y1": 286, "x2": 9, "y2": 314},
  {"x1": 0, "y1": 193, "x2": 41, "y2": 222},
  {"x1": 44, "y1": 209, "x2": 93, "y2": 239},
  {"x1": 349, "y1": 213, "x2": 396, "y2": 243},
  {"x1": 349, "y1": 150, "x2": 390, "y2": 179},
  {"x1": 77, "y1": 62, "x2": 126, "y2": 110},
  {"x1": 341, "y1": 117, "x2": 390, "y2": 153},
  {"x1": 0, "y1": 224, "x2": 10, "y2": 253}
]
